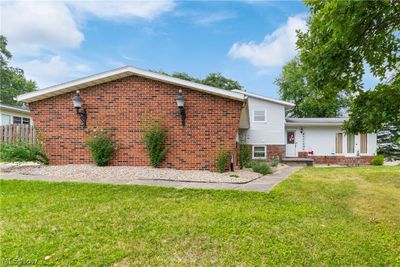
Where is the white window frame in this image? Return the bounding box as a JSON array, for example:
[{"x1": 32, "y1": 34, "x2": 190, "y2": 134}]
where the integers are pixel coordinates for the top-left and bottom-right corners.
[
  {"x1": 252, "y1": 109, "x2": 267, "y2": 122},
  {"x1": 346, "y1": 134, "x2": 355, "y2": 155},
  {"x1": 1, "y1": 114, "x2": 11, "y2": 126},
  {"x1": 335, "y1": 132, "x2": 344, "y2": 155},
  {"x1": 252, "y1": 145, "x2": 267, "y2": 159}
]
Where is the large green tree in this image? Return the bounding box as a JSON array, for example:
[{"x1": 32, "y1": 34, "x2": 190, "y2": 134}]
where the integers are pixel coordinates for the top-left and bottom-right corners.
[
  {"x1": 155, "y1": 70, "x2": 243, "y2": 91},
  {"x1": 275, "y1": 57, "x2": 350, "y2": 117},
  {"x1": 0, "y1": 35, "x2": 36, "y2": 106},
  {"x1": 297, "y1": 0, "x2": 400, "y2": 133}
]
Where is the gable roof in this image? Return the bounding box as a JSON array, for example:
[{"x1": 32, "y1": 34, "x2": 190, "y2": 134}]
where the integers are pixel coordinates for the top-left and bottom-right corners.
[
  {"x1": 232, "y1": 90, "x2": 295, "y2": 108},
  {"x1": 16, "y1": 66, "x2": 246, "y2": 103}
]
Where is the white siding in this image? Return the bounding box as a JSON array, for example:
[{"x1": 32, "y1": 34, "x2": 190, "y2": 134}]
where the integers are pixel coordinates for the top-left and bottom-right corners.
[
  {"x1": 290, "y1": 126, "x2": 377, "y2": 156},
  {"x1": 244, "y1": 97, "x2": 286, "y2": 145},
  {"x1": 302, "y1": 126, "x2": 340, "y2": 155},
  {"x1": 0, "y1": 109, "x2": 32, "y2": 126}
]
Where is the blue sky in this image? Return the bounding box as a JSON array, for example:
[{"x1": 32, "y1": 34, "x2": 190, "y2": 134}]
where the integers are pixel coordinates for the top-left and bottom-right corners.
[{"x1": 1, "y1": 1, "x2": 377, "y2": 98}]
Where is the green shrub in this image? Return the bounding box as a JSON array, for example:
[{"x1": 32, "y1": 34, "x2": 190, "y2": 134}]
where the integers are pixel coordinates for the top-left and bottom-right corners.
[
  {"x1": 86, "y1": 131, "x2": 116, "y2": 166},
  {"x1": 142, "y1": 116, "x2": 168, "y2": 168},
  {"x1": 238, "y1": 144, "x2": 251, "y2": 169},
  {"x1": 216, "y1": 149, "x2": 231, "y2": 173},
  {"x1": 371, "y1": 155, "x2": 384, "y2": 166},
  {"x1": 251, "y1": 161, "x2": 272, "y2": 175},
  {"x1": 0, "y1": 143, "x2": 49, "y2": 164},
  {"x1": 271, "y1": 156, "x2": 279, "y2": 167}
]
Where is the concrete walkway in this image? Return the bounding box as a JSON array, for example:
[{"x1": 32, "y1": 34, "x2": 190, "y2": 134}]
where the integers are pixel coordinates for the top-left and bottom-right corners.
[{"x1": 0, "y1": 166, "x2": 302, "y2": 192}]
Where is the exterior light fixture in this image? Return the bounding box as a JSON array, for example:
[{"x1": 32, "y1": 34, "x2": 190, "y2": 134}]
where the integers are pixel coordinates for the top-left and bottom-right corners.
[
  {"x1": 176, "y1": 89, "x2": 186, "y2": 126},
  {"x1": 72, "y1": 90, "x2": 87, "y2": 128}
]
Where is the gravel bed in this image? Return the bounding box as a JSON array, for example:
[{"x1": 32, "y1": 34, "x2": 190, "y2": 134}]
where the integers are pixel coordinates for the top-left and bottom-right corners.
[{"x1": 1, "y1": 163, "x2": 262, "y2": 184}]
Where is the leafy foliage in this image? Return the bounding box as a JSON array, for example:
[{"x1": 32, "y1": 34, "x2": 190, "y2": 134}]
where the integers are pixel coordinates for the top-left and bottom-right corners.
[
  {"x1": 275, "y1": 57, "x2": 350, "y2": 117},
  {"x1": 215, "y1": 149, "x2": 231, "y2": 173},
  {"x1": 86, "y1": 131, "x2": 116, "y2": 166},
  {"x1": 344, "y1": 74, "x2": 400, "y2": 134},
  {"x1": 371, "y1": 155, "x2": 384, "y2": 166},
  {"x1": 251, "y1": 161, "x2": 272, "y2": 175},
  {"x1": 154, "y1": 70, "x2": 243, "y2": 91},
  {"x1": 238, "y1": 144, "x2": 251, "y2": 169},
  {"x1": 0, "y1": 143, "x2": 49, "y2": 164},
  {"x1": 297, "y1": 0, "x2": 400, "y2": 132},
  {"x1": 141, "y1": 115, "x2": 168, "y2": 168},
  {"x1": 271, "y1": 156, "x2": 279, "y2": 167},
  {"x1": 0, "y1": 35, "x2": 36, "y2": 106}
]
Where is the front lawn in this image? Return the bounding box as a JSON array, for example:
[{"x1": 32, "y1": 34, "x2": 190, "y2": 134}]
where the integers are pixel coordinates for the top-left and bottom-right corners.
[{"x1": 1, "y1": 166, "x2": 399, "y2": 265}]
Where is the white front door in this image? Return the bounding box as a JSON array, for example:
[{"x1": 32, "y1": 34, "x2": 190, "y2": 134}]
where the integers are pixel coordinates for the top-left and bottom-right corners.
[{"x1": 286, "y1": 130, "x2": 297, "y2": 157}]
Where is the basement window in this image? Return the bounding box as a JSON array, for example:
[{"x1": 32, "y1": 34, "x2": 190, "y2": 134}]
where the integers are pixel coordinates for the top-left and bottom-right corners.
[{"x1": 253, "y1": 146, "x2": 267, "y2": 159}]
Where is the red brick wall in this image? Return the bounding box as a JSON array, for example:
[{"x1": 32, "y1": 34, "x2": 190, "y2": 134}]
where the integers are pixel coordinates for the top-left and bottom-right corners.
[
  {"x1": 29, "y1": 75, "x2": 243, "y2": 170},
  {"x1": 267, "y1": 145, "x2": 285, "y2": 161},
  {"x1": 312, "y1": 156, "x2": 373, "y2": 165},
  {"x1": 297, "y1": 151, "x2": 308, "y2": 158}
]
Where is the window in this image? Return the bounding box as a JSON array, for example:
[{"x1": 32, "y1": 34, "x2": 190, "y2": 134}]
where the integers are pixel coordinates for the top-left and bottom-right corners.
[
  {"x1": 253, "y1": 110, "x2": 266, "y2": 122},
  {"x1": 1, "y1": 114, "x2": 11, "y2": 125},
  {"x1": 335, "y1": 133, "x2": 343, "y2": 154},
  {"x1": 13, "y1": 116, "x2": 22, "y2": 124},
  {"x1": 360, "y1": 133, "x2": 367, "y2": 154},
  {"x1": 253, "y1": 146, "x2": 266, "y2": 159},
  {"x1": 347, "y1": 134, "x2": 355, "y2": 154},
  {"x1": 22, "y1": 117, "x2": 30, "y2": 125}
]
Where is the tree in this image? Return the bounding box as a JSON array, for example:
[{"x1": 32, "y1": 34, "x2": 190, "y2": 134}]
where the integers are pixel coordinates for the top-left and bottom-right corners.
[
  {"x1": 201, "y1": 73, "x2": 242, "y2": 91},
  {"x1": 0, "y1": 35, "x2": 36, "y2": 106},
  {"x1": 275, "y1": 57, "x2": 350, "y2": 117},
  {"x1": 154, "y1": 70, "x2": 243, "y2": 91},
  {"x1": 297, "y1": 0, "x2": 400, "y2": 133},
  {"x1": 377, "y1": 125, "x2": 400, "y2": 160}
]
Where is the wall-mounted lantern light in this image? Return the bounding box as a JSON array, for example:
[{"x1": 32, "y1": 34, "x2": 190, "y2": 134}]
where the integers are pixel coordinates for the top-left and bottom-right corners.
[
  {"x1": 176, "y1": 89, "x2": 186, "y2": 126},
  {"x1": 72, "y1": 90, "x2": 87, "y2": 128}
]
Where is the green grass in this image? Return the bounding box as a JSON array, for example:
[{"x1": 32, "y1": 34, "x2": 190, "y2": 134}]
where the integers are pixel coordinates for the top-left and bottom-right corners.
[{"x1": 1, "y1": 166, "x2": 399, "y2": 266}]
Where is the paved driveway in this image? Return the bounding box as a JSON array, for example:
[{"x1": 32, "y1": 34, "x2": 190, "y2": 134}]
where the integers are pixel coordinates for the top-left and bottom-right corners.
[{"x1": 1, "y1": 166, "x2": 302, "y2": 192}]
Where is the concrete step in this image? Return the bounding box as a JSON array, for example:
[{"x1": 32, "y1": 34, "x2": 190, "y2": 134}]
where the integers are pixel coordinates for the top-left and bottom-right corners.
[{"x1": 282, "y1": 157, "x2": 314, "y2": 166}]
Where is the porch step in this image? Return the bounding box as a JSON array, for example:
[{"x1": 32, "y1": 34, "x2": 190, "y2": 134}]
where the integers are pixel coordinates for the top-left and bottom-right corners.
[{"x1": 282, "y1": 157, "x2": 314, "y2": 166}]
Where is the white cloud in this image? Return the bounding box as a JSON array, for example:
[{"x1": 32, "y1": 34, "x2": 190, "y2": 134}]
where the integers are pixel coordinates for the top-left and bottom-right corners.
[
  {"x1": 1, "y1": 1, "x2": 84, "y2": 55},
  {"x1": 228, "y1": 15, "x2": 307, "y2": 67},
  {"x1": 195, "y1": 11, "x2": 236, "y2": 25},
  {"x1": 15, "y1": 56, "x2": 92, "y2": 88},
  {"x1": 0, "y1": 0, "x2": 175, "y2": 55},
  {"x1": 68, "y1": 0, "x2": 175, "y2": 20}
]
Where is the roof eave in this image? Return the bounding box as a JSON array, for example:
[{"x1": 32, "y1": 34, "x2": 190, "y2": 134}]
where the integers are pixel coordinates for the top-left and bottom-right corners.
[
  {"x1": 285, "y1": 122, "x2": 344, "y2": 126},
  {"x1": 0, "y1": 106, "x2": 30, "y2": 114}
]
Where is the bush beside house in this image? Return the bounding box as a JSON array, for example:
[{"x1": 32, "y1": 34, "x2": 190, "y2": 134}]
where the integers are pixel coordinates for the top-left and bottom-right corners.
[
  {"x1": 141, "y1": 116, "x2": 168, "y2": 168},
  {"x1": 86, "y1": 130, "x2": 117, "y2": 166},
  {"x1": 0, "y1": 143, "x2": 49, "y2": 164},
  {"x1": 216, "y1": 149, "x2": 231, "y2": 173}
]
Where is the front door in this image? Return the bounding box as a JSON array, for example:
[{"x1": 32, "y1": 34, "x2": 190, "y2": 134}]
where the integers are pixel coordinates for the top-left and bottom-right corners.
[{"x1": 286, "y1": 130, "x2": 296, "y2": 157}]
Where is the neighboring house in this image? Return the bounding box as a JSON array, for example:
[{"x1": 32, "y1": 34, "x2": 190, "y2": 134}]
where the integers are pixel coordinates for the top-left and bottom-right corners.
[
  {"x1": 16, "y1": 66, "x2": 377, "y2": 169},
  {"x1": 0, "y1": 102, "x2": 32, "y2": 126}
]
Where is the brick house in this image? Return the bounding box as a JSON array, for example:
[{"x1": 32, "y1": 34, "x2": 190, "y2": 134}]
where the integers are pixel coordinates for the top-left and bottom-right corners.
[{"x1": 17, "y1": 66, "x2": 377, "y2": 169}]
